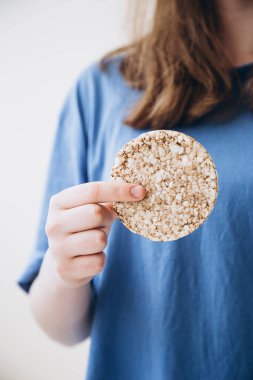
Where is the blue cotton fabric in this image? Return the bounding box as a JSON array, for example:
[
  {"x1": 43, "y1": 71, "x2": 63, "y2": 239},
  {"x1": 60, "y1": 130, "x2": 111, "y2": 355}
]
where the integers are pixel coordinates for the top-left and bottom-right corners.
[{"x1": 18, "y1": 57, "x2": 253, "y2": 380}]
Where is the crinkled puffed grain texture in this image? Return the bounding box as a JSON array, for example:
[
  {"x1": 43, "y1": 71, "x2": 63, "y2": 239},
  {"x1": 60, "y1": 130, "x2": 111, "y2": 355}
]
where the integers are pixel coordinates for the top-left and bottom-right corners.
[{"x1": 111, "y1": 130, "x2": 218, "y2": 241}]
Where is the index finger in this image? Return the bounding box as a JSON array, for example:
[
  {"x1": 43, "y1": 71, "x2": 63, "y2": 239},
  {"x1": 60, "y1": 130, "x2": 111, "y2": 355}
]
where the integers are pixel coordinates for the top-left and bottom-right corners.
[{"x1": 53, "y1": 181, "x2": 146, "y2": 209}]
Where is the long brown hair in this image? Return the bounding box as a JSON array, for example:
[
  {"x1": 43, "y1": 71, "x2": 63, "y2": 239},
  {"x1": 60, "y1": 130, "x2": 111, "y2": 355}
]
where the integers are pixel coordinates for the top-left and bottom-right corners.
[{"x1": 100, "y1": 0, "x2": 253, "y2": 129}]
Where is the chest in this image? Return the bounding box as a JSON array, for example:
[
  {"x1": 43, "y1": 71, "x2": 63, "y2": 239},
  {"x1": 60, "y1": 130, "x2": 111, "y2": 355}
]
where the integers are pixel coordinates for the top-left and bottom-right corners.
[{"x1": 87, "y1": 108, "x2": 253, "y2": 206}]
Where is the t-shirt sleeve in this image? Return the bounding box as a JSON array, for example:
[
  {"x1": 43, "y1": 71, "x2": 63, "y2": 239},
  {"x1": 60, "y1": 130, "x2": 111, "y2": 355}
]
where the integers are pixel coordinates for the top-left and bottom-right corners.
[{"x1": 17, "y1": 78, "x2": 89, "y2": 293}]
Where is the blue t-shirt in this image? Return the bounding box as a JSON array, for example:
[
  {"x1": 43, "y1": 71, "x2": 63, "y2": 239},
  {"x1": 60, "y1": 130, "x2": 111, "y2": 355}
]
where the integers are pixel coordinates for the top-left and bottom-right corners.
[{"x1": 18, "y1": 57, "x2": 253, "y2": 380}]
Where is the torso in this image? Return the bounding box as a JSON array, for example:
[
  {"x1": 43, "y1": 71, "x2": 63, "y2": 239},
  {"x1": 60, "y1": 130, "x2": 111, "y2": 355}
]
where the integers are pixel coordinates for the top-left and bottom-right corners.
[{"x1": 81, "y1": 59, "x2": 253, "y2": 380}]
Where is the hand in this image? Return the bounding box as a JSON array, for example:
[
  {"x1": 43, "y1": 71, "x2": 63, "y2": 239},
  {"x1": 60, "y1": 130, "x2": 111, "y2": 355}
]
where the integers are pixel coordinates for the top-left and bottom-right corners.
[{"x1": 45, "y1": 181, "x2": 145, "y2": 288}]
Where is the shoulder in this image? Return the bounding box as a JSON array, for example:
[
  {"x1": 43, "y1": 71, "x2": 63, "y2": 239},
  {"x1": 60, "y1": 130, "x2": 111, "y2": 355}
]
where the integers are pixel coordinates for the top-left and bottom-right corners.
[
  {"x1": 71, "y1": 55, "x2": 140, "y2": 129},
  {"x1": 77, "y1": 55, "x2": 130, "y2": 98},
  {"x1": 59, "y1": 56, "x2": 126, "y2": 125}
]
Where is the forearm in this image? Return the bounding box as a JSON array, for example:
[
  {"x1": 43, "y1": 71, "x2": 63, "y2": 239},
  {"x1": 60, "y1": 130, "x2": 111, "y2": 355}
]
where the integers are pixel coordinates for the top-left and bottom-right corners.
[
  {"x1": 29, "y1": 250, "x2": 92, "y2": 346},
  {"x1": 28, "y1": 181, "x2": 144, "y2": 345}
]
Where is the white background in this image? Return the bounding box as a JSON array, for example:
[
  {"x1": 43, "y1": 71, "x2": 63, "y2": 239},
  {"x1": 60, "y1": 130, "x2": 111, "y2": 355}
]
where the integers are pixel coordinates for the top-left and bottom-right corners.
[{"x1": 0, "y1": 1, "x2": 130, "y2": 379}]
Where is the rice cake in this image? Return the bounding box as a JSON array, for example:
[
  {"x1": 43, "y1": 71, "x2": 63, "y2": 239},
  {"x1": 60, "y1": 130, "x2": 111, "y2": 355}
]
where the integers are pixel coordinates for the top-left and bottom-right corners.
[{"x1": 111, "y1": 130, "x2": 218, "y2": 241}]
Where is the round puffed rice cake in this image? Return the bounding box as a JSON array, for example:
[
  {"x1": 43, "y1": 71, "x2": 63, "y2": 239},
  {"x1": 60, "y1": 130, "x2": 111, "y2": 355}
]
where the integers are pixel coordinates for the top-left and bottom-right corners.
[{"x1": 111, "y1": 130, "x2": 218, "y2": 242}]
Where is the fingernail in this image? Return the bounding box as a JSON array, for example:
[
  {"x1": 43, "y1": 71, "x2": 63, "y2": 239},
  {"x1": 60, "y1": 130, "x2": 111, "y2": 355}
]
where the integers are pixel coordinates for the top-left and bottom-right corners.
[{"x1": 130, "y1": 185, "x2": 145, "y2": 199}]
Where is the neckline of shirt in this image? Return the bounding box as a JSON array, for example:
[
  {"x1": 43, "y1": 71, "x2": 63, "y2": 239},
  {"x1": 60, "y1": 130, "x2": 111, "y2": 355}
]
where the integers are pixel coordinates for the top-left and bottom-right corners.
[
  {"x1": 228, "y1": 62, "x2": 253, "y2": 86},
  {"x1": 233, "y1": 61, "x2": 253, "y2": 69},
  {"x1": 231, "y1": 61, "x2": 253, "y2": 75}
]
